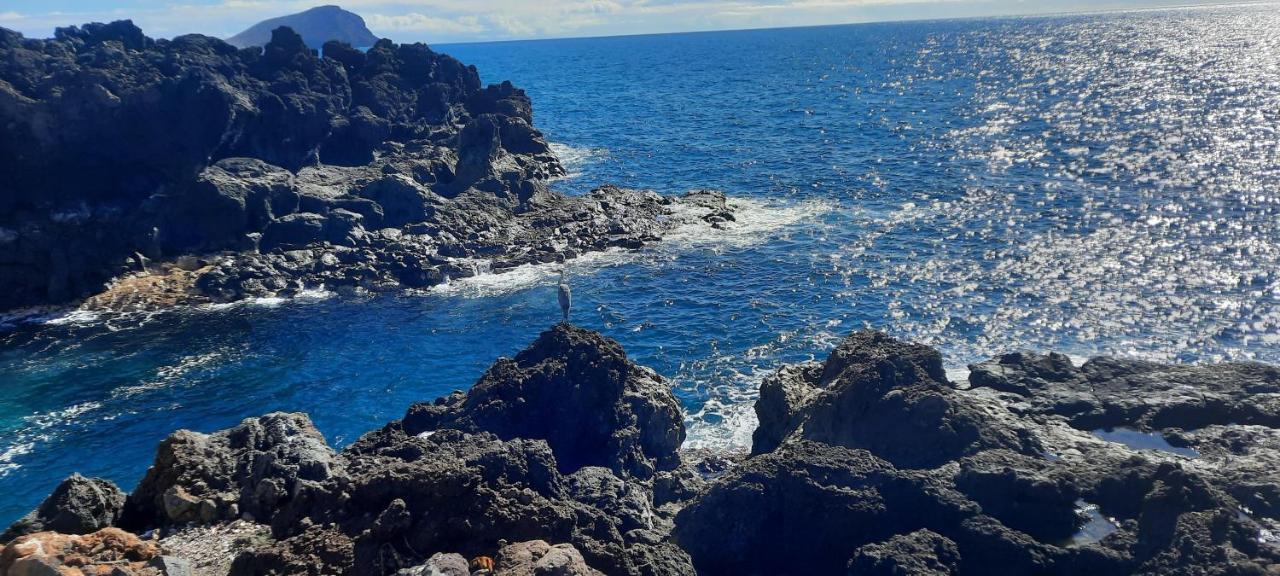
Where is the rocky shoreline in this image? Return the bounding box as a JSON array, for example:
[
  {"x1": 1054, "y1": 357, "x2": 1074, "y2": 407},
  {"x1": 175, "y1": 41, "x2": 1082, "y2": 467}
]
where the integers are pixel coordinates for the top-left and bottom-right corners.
[
  {"x1": 0, "y1": 21, "x2": 736, "y2": 313},
  {"x1": 3, "y1": 324, "x2": 1279, "y2": 575}
]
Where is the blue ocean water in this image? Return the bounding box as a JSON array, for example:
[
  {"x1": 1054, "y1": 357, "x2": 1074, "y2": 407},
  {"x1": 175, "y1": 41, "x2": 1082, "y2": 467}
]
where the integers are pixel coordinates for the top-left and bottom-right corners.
[{"x1": 4, "y1": 5, "x2": 1280, "y2": 524}]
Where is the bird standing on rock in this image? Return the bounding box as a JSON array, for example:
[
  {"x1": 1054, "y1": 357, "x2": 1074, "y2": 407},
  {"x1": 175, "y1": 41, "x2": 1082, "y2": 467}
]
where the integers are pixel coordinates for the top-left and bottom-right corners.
[{"x1": 558, "y1": 269, "x2": 572, "y2": 323}]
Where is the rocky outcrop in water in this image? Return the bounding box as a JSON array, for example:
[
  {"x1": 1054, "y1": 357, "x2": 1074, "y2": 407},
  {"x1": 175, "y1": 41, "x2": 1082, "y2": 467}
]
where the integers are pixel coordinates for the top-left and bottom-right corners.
[
  {"x1": 7, "y1": 326, "x2": 1280, "y2": 575},
  {"x1": 0, "y1": 20, "x2": 734, "y2": 312}
]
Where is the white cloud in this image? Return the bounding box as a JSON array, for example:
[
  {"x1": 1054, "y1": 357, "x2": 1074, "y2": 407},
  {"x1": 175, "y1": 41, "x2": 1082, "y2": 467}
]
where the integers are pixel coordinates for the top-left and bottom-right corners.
[
  {"x1": 365, "y1": 12, "x2": 485, "y2": 33},
  {"x1": 0, "y1": 0, "x2": 1237, "y2": 43}
]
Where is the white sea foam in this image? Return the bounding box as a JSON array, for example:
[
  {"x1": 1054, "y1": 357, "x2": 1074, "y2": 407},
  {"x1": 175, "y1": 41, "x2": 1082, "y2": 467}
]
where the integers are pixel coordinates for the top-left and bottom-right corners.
[
  {"x1": 549, "y1": 142, "x2": 609, "y2": 180},
  {"x1": 683, "y1": 399, "x2": 758, "y2": 452},
  {"x1": 428, "y1": 197, "x2": 831, "y2": 300}
]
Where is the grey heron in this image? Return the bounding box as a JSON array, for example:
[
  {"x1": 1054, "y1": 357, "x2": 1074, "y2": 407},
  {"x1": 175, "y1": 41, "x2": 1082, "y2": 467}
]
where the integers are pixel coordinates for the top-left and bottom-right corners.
[{"x1": 558, "y1": 269, "x2": 572, "y2": 323}]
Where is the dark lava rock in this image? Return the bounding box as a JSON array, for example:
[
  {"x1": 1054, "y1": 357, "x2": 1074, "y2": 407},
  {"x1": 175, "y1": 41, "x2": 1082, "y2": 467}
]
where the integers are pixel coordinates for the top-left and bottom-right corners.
[
  {"x1": 0, "y1": 19, "x2": 560, "y2": 310},
  {"x1": 678, "y1": 330, "x2": 1280, "y2": 575},
  {"x1": 848, "y1": 529, "x2": 962, "y2": 576},
  {"x1": 229, "y1": 525, "x2": 355, "y2": 576},
  {"x1": 121, "y1": 412, "x2": 340, "y2": 529},
  {"x1": 402, "y1": 324, "x2": 685, "y2": 479},
  {"x1": 269, "y1": 426, "x2": 689, "y2": 575},
  {"x1": 968, "y1": 351, "x2": 1280, "y2": 431},
  {"x1": 1, "y1": 474, "x2": 126, "y2": 543},
  {"x1": 752, "y1": 330, "x2": 1035, "y2": 468},
  {"x1": 673, "y1": 440, "x2": 976, "y2": 575},
  {"x1": 953, "y1": 450, "x2": 1082, "y2": 543}
]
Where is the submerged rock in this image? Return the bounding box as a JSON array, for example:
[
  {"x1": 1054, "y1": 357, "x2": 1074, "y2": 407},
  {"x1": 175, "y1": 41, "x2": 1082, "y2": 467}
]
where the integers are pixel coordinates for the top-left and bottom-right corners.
[{"x1": 1, "y1": 474, "x2": 126, "y2": 543}]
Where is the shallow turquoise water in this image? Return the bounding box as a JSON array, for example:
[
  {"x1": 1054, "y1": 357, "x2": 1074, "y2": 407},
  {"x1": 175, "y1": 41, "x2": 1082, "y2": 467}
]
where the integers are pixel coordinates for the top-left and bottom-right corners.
[{"x1": 4, "y1": 5, "x2": 1280, "y2": 523}]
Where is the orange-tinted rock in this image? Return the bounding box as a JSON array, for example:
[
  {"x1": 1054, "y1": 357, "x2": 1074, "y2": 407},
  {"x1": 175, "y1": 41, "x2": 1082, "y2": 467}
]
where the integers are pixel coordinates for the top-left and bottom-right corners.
[{"x1": 0, "y1": 528, "x2": 168, "y2": 576}]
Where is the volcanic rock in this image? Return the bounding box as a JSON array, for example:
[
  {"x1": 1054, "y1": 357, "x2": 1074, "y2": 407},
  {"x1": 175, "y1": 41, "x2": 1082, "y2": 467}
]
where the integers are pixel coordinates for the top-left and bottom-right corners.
[
  {"x1": 751, "y1": 330, "x2": 1035, "y2": 467},
  {"x1": 121, "y1": 412, "x2": 339, "y2": 529},
  {"x1": 1, "y1": 474, "x2": 126, "y2": 544},
  {"x1": 402, "y1": 324, "x2": 685, "y2": 480}
]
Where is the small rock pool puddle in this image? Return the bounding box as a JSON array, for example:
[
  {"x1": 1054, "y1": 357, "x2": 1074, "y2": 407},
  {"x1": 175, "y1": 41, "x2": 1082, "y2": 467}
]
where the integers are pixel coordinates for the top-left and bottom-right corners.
[{"x1": 1091, "y1": 428, "x2": 1200, "y2": 458}]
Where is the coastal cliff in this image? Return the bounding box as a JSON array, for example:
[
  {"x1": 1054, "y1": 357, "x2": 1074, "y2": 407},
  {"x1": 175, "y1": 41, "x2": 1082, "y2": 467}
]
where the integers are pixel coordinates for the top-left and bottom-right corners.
[
  {"x1": 0, "y1": 21, "x2": 734, "y2": 313},
  {"x1": 4, "y1": 324, "x2": 1279, "y2": 575}
]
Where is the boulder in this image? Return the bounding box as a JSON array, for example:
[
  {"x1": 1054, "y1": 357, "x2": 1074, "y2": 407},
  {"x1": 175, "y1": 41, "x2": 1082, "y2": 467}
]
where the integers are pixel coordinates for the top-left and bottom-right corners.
[
  {"x1": 494, "y1": 540, "x2": 604, "y2": 576},
  {"x1": 357, "y1": 175, "x2": 437, "y2": 228},
  {"x1": 164, "y1": 158, "x2": 299, "y2": 252},
  {"x1": 261, "y1": 213, "x2": 329, "y2": 252},
  {"x1": 396, "y1": 552, "x2": 470, "y2": 576},
  {"x1": 752, "y1": 330, "x2": 1034, "y2": 468},
  {"x1": 402, "y1": 324, "x2": 684, "y2": 479},
  {"x1": 121, "y1": 412, "x2": 339, "y2": 529},
  {"x1": 2, "y1": 474, "x2": 125, "y2": 543},
  {"x1": 565, "y1": 467, "x2": 654, "y2": 534}
]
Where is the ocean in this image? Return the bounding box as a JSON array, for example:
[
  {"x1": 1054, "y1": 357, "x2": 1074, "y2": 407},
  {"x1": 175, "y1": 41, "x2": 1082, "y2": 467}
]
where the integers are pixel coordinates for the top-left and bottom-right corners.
[{"x1": 3, "y1": 4, "x2": 1279, "y2": 523}]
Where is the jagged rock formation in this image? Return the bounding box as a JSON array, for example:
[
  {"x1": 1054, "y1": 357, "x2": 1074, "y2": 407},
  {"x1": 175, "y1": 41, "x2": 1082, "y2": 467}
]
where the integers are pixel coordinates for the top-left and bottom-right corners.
[
  {"x1": 751, "y1": 330, "x2": 1035, "y2": 466},
  {"x1": 0, "y1": 20, "x2": 735, "y2": 312},
  {"x1": 677, "y1": 330, "x2": 1280, "y2": 575},
  {"x1": 119, "y1": 412, "x2": 340, "y2": 529},
  {"x1": 7, "y1": 326, "x2": 1280, "y2": 575},
  {"x1": 402, "y1": 324, "x2": 685, "y2": 479},
  {"x1": 227, "y1": 5, "x2": 379, "y2": 49}
]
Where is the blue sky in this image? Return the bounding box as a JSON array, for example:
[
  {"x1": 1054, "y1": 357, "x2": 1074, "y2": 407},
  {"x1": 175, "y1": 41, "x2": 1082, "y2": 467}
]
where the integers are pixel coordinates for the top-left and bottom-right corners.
[{"x1": 0, "y1": 0, "x2": 1252, "y2": 43}]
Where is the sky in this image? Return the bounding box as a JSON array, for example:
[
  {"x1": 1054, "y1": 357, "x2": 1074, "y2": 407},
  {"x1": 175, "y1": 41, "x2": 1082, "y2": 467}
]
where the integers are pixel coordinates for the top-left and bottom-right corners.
[{"x1": 0, "y1": 0, "x2": 1253, "y2": 44}]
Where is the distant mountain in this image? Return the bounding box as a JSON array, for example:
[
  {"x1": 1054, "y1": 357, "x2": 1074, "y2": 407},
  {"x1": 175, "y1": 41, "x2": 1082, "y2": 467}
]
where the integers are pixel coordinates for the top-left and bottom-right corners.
[{"x1": 227, "y1": 5, "x2": 378, "y2": 49}]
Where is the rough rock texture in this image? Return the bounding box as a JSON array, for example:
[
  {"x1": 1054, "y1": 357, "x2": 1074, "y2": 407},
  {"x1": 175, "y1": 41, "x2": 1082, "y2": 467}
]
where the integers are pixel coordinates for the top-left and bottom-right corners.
[
  {"x1": 121, "y1": 412, "x2": 339, "y2": 529},
  {"x1": 752, "y1": 330, "x2": 1036, "y2": 467},
  {"x1": 396, "y1": 552, "x2": 470, "y2": 576},
  {"x1": 494, "y1": 540, "x2": 604, "y2": 576},
  {"x1": 17, "y1": 327, "x2": 1280, "y2": 576},
  {"x1": 192, "y1": 187, "x2": 734, "y2": 305},
  {"x1": 0, "y1": 20, "x2": 738, "y2": 313},
  {"x1": 676, "y1": 330, "x2": 1280, "y2": 575},
  {"x1": 0, "y1": 528, "x2": 169, "y2": 576},
  {"x1": 228, "y1": 525, "x2": 355, "y2": 576},
  {"x1": 403, "y1": 324, "x2": 685, "y2": 480},
  {"x1": 673, "y1": 440, "x2": 977, "y2": 575},
  {"x1": 157, "y1": 520, "x2": 273, "y2": 576},
  {"x1": 968, "y1": 351, "x2": 1280, "y2": 431},
  {"x1": 2, "y1": 474, "x2": 126, "y2": 543},
  {"x1": 239, "y1": 326, "x2": 695, "y2": 575},
  {"x1": 848, "y1": 529, "x2": 962, "y2": 576}
]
